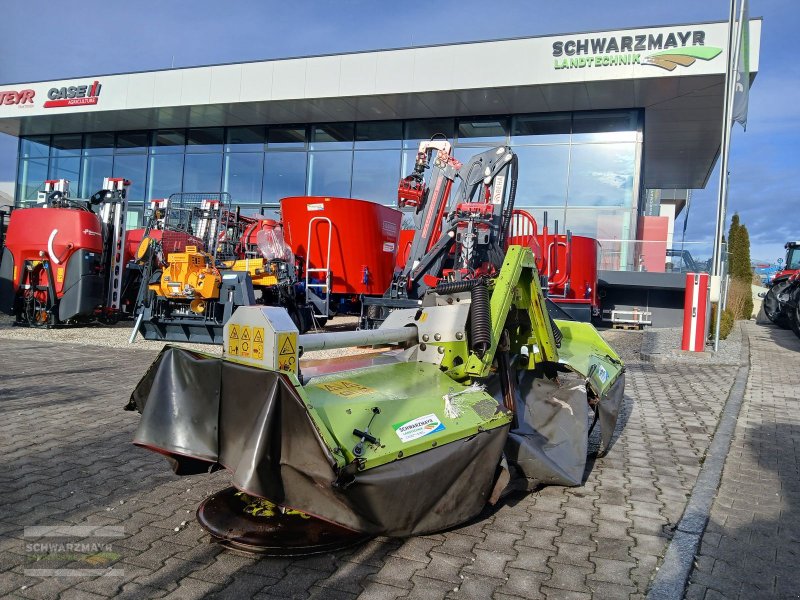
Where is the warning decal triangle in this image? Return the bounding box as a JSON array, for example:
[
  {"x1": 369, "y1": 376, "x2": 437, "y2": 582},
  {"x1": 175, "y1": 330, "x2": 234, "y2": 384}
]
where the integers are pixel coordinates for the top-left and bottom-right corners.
[
  {"x1": 280, "y1": 336, "x2": 295, "y2": 355},
  {"x1": 242, "y1": 328, "x2": 250, "y2": 340},
  {"x1": 254, "y1": 329, "x2": 263, "y2": 343},
  {"x1": 229, "y1": 327, "x2": 238, "y2": 340}
]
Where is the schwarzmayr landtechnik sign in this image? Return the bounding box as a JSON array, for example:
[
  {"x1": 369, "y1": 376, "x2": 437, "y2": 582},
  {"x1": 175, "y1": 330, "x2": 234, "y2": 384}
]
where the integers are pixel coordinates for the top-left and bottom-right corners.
[{"x1": 552, "y1": 29, "x2": 722, "y2": 71}]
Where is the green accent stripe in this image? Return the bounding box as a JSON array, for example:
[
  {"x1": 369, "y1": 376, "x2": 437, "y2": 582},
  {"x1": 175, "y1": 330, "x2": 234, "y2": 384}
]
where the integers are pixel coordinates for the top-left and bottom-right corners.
[{"x1": 651, "y1": 47, "x2": 722, "y2": 61}]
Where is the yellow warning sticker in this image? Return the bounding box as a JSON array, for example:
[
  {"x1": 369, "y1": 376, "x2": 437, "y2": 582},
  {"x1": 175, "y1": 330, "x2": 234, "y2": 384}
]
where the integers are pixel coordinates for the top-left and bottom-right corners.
[
  {"x1": 316, "y1": 380, "x2": 376, "y2": 398},
  {"x1": 252, "y1": 326, "x2": 265, "y2": 361},
  {"x1": 228, "y1": 324, "x2": 240, "y2": 356},
  {"x1": 56, "y1": 267, "x2": 64, "y2": 283},
  {"x1": 277, "y1": 332, "x2": 297, "y2": 373},
  {"x1": 240, "y1": 326, "x2": 252, "y2": 358}
]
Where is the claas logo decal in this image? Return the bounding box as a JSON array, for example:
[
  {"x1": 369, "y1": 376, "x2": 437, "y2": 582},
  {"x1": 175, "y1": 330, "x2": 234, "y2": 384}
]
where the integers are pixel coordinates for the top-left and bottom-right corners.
[{"x1": 44, "y1": 81, "x2": 102, "y2": 108}]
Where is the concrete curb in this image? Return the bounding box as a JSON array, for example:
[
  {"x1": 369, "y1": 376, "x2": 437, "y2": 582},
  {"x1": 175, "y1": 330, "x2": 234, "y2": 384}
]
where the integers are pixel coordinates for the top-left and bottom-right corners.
[{"x1": 645, "y1": 325, "x2": 751, "y2": 600}]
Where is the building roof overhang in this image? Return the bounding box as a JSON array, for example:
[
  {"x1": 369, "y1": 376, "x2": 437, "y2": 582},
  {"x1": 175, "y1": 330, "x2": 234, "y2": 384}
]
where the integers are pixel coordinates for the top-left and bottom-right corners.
[{"x1": 0, "y1": 19, "x2": 760, "y2": 190}]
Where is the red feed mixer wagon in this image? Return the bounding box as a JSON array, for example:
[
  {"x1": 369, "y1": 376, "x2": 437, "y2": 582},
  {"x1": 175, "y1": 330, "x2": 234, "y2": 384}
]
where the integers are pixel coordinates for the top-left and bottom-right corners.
[
  {"x1": 280, "y1": 196, "x2": 402, "y2": 321},
  {"x1": 0, "y1": 178, "x2": 135, "y2": 326},
  {"x1": 506, "y1": 209, "x2": 600, "y2": 322}
]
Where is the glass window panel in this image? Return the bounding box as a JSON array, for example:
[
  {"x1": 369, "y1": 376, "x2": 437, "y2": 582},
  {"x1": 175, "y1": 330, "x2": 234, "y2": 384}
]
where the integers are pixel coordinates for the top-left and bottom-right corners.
[
  {"x1": 263, "y1": 152, "x2": 307, "y2": 204},
  {"x1": 147, "y1": 154, "x2": 184, "y2": 200},
  {"x1": 457, "y1": 118, "x2": 508, "y2": 144},
  {"x1": 80, "y1": 154, "x2": 115, "y2": 197},
  {"x1": 48, "y1": 155, "x2": 80, "y2": 185},
  {"x1": 564, "y1": 208, "x2": 631, "y2": 240},
  {"x1": 401, "y1": 149, "x2": 420, "y2": 176},
  {"x1": 511, "y1": 145, "x2": 570, "y2": 207},
  {"x1": 113, "y1": 154, "x2": 148, "y2": 201},
  {"x1": 310, "y1": 123, "x2": 354, "y2": 150},
  {"x1": 355, "y1": 121, "x2": 402, "y2": 149},
  {"x1": 566, "y1": 208, "x2": 634, "y2": 271},
  {"x1": 226, "y1": 126, "x2": 266, "y2": 152},
  {"x1": 514, "y1": 207, "x2": 566, "y2": 235},
  {"x1": 567, "y1": 143, "x2": 636, "y2": 208},
  {"x1": 307, "y1": 151, "x2": 352, "y2": 197},
  {"x1": 20, "y1": 136, "x2": 50, "y2": 159},
  {"x1": 126, "y1": 204, "x2": 144, "y2": 230},
  {"x1": 453, "y1": 145, "x2": 479, "y2": 166},
  {"x1": 183, "y1": 153, "x2": 222, "y2": 192},
  {"x1": 116, "y1": 131, "x2": 149, "y2": 154},
  {"x1": 50, "y1": 134, "x2": 82, "y2": 157},
  {"x1": 351, "y1": 150, "x2": 401, "y2": 205},
  {"x1": 223, "y1": 153, "x2": 264, "y2": 203},
  {"x1": 16, "y1": 158, "x2": 49, "y2": 203},
  {"x1": 572, "y1": 111, "x2": 638, "y2": 142},
  {"x1": 83, "y1": 132, "x2": 115, "y2": 154},
  {"x1": 511, "y1": 114, "x2": 571, "y2": 145},
  {"x1": 186, "y1": 128, "x2": 223, "y2": 153},
  {"x1": 403, "y1": 118, "x2": 455, "y2": 149},
  {"x1": 267, "y1": 126, "x2": 306, "y2": 148},
  {"x1": 150, "y1": 129, "x2": 185, "y2": 154}
]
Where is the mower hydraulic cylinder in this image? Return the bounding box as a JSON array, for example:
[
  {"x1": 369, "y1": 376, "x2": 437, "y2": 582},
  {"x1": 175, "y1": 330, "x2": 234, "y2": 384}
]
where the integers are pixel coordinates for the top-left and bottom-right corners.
[{"x1": 299, "y1": 327, "x2": 417, "y2": 352}]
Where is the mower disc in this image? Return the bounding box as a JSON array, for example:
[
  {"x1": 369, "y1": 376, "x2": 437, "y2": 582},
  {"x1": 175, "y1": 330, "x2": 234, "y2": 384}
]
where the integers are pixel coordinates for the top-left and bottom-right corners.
[{"x1": 196, "y1": 487, "x2": 371, "y2": 556}]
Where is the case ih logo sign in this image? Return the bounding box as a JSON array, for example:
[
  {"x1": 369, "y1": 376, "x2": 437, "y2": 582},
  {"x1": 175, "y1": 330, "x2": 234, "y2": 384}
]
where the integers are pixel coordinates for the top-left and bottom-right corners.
[
  {"x1": 552, "y1": 30, "x2": 722, "y2": 72},
  {"x1": 0, "y1": 89, "x2": 35, "y2": 107},
  {"x1": 44, "y1": 81, "x2": 102, "y2": 108}
]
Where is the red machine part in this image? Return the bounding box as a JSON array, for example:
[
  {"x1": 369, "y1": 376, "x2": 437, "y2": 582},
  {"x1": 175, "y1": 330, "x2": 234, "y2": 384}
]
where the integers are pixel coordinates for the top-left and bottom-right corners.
[
  {"x1": 394, "y1": 208, "x2": 600, "y2": 313},
  {"x1": 236, "y1": 218, "x2": 280, "y2": 257},
  {"x1": 281, "y1": 196, "x2": 402, "y2": 296},
  {"x1": 126, "y1": 228, "x2": 205, "y2": 263},
  {"x1": 3, "y1": 207, "x2": 104, "y2": 298}
]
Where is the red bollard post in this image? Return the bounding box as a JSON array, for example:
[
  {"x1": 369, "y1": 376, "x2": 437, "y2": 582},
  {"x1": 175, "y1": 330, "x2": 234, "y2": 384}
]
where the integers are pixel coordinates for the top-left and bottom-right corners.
[{"x1": 681, "y1": 272, "x2": 710, "y2": 351}]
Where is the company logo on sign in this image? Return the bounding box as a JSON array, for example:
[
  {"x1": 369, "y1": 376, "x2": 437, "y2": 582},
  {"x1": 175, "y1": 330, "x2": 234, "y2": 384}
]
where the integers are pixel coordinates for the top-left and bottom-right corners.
[
  {"x1": 44, "y1": 81, "x2": 102, "y2": 108},
  {"x1": 552, "y1": 30, "x2": 721, "y2": 72},
  {"x1": 0, "y1": 89, "x2": 35, "y2": 107}
]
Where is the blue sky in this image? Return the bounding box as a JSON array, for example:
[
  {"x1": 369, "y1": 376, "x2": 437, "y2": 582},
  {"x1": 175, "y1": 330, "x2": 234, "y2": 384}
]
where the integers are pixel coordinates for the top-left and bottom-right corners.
[{"x1": 1, "y1": 0, "x2": 797, "y2": 262}]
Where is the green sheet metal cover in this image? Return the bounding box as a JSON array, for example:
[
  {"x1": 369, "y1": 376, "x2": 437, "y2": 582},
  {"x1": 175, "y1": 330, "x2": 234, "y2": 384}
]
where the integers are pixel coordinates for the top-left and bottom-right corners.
[{"x1": 303, "y1": 362, "x2": 512, "y2": 469}]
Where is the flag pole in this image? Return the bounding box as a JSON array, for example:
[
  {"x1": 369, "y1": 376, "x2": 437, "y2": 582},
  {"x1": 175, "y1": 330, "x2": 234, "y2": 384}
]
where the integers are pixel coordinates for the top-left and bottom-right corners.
[{"x1": 712, "y1": 0, "x2": 740, "y2": 352}]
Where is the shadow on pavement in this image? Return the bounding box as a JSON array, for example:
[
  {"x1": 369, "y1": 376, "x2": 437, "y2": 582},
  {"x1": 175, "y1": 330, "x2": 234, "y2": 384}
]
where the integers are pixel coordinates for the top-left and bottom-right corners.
[{"x1": 689, "y1": 421, "x2": 800, "y2": 598}]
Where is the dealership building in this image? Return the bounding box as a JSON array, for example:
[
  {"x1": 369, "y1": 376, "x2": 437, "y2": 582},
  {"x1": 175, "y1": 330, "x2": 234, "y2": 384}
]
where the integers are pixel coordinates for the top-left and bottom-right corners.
[{"x1": 0, "y1": 19, "x2": 760, "y2": 323}]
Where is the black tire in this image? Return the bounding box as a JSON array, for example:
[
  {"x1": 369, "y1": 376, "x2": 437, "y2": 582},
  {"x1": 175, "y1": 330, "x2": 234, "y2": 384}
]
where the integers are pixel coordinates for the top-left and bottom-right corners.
[{"x1": 764, "y1": 280, "x2": 791, "y2": 328}]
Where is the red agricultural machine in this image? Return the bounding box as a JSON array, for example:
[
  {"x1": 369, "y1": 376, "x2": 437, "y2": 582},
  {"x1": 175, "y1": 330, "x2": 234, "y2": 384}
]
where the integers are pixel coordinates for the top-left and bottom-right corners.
[
  {"x1": 763, "y1": 241, "x2": 800, "y2": 329},
  {"x1": 0, "y1": 178, "x2": 135, "y2": 326},
  {"x1": 360, "y1": 139, "x2": 600, "y2": 329},
  {"x1": 281, "y1": 196, "x2": 402, "y2": 324},
  {"x1": 131, "y1": 193, "x2": 310, "y2": 344}
]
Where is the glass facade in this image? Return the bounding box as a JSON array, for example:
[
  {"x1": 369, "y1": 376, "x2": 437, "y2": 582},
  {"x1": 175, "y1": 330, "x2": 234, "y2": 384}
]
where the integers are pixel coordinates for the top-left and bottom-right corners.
[{"x1": 15, "y1": 109, "x2": 643, "y2": 244}]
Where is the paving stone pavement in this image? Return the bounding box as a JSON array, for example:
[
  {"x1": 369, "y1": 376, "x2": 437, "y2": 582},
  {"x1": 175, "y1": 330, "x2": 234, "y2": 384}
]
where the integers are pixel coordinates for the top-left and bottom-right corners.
[
  {"x1": 685, "y1": 322, "x2": 800, "y2": 600},
  {"x1": 0, "y1": 333, "x2": 740, "y2": 600}
]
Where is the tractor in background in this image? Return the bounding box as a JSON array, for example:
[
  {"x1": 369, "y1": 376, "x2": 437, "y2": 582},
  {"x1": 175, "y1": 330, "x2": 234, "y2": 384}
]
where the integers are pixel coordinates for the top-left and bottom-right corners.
[
  {"x1": 0, "y1": 178, "x2": 135, "y2": 327},
  {"x1": 762, "y1": 241, "x2": 800, "y2": 328}
]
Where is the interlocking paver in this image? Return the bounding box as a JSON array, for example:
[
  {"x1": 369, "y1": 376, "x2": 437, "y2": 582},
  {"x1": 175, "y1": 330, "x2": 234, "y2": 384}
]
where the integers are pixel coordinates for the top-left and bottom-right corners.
[
  {"x1": 685, "y1": 322, "x2": 800, "y2": 599},
  {"x1": 0, "y1": 327, "x2": 744, "y2": 599}
]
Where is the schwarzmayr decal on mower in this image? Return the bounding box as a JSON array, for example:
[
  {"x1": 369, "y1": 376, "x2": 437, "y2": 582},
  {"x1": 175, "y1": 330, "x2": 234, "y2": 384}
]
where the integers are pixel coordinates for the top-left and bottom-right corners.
[{"x1": 393, "y1": 414, "x2": 445, "y2": 443}]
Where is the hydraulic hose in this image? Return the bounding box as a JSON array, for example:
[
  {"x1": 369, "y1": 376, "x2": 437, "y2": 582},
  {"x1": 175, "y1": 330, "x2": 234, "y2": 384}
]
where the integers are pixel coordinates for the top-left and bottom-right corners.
[
  {"x1": 432, "y1": 278, "x2": 492, "y2": 358},
  {"x1": 500, "y1": 153, "x2": 519, "y2": 247},
  {"x1": 433, "y1": 278, "x2": 482, "y2": 295}
]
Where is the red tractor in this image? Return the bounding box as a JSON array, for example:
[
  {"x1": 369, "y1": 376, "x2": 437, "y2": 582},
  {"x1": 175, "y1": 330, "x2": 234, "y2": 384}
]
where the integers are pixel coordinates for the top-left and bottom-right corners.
[
  {"x1": 0, "y1": 178, "x2": 134, "y2": 327},
  {"x1": 762, "y1": 241, "x2": 800, "y2": 328}
]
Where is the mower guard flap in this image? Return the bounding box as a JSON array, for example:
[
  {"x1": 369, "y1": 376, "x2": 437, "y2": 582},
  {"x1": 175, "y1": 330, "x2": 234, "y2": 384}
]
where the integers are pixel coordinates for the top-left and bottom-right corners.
[{"x1": 129, "y1": 346, "x2": 509, "y2": 536}]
